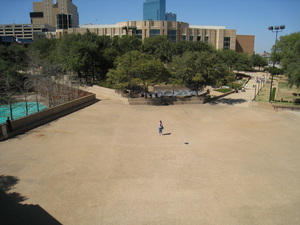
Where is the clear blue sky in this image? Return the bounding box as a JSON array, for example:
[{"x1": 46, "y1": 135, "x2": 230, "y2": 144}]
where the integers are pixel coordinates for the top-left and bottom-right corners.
[{"x1": 0, "y1": 0, "x2": 299, "y2": 54}]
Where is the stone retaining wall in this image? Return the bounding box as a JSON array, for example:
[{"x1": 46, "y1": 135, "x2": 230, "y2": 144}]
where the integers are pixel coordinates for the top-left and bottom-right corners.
[{"x1": 128, "y1": 96, "x2": 207, "y2": 105}]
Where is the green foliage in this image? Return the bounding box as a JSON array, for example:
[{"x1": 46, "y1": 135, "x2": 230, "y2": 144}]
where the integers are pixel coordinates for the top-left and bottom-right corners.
[
  {"x1": 0, "y1": 33, "x2": 258, "y2": 92},
  {"x1": 286, "y1": 61, "x2": 300, "y2": 89},
  {"x1": 264, "y1": 67, "x2": 284, "y2": 75},
  {"x1": 251, "y1": 54, "x2": 268, "y2": 69},
  {"x1": 229, "y1": 82, "x2": 243, "y2": 90},
  {"x1": 218, "y1": 49, "x2": 252, "y2": 71},
  {"x1": 0, "y1": 44, "x2": 28, "y2": 107},
  {"x1": 169, "y1": 51, "x2": 234, "y2": 95},
  {"x1": 172, "y1": 41, "x2": 214, "y2": 56},
  {"x1": 215, "y1": 88, "x2": 232, "y2": 93},
  {"x1": 107, "y1": 51, "x2": 169, "y2": 91},
  {"x1": 271, "y1": 87, "x2": 276, "y2": 101},
  {"x1": 273, "y1": 32, "x2": 300, "y2": 66},
  {"x1": 142, "y1": 36, "x2": 174, "y2": 63},
  {"x1": 270, "y1": 32, "x2": 300, "y2": 88}
]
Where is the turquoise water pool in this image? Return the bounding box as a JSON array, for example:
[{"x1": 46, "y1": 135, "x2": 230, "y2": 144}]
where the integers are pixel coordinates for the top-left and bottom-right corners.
[{"x1": 0, "y1": 102, "x2": 47, "y2": 124}]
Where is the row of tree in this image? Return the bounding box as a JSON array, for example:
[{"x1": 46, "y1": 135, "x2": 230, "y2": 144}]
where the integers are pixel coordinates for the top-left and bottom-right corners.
[
  {"x1": 1, "y1": 33, "x2": 270, "y2": 107},
  {"x1": 28, "y1": 33, "x2": 267, "y2": 86},
  {"x1": 2, "y1": 31, "x2": 299, "y2": 113},
  {"x1": 274, "y1": 32, "x2": 300, "y2": 88}
]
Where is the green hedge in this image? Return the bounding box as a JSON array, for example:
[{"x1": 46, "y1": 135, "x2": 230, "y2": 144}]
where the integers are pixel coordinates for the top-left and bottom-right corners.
[
  {"x1": 271, "y1": 87, "x2": 276, "y2": 101},
  {"x1": 216, "y1": 88, "x2": 232, "y2": 93}
]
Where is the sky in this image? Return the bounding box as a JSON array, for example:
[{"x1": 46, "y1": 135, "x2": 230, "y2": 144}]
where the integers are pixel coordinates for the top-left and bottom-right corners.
[{"x1": 0, "y1": 0, "x2": 299, "y2": 54}]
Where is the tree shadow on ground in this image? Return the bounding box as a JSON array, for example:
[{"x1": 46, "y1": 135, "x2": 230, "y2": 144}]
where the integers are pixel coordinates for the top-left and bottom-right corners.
[
  {"x1": 0, "y1": 175, "x2": 62, "y2": 225},
  {"x1": 208, "y1": 98, "x2": 248, "y2": 106}
]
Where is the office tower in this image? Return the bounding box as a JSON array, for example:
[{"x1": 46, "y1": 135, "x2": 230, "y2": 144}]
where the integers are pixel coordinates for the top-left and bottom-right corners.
[
  {"x1": 143, "y1": 0, "x2": 166, "y2": 21},
  {"x1": 165, "y1": 12, "x2": 177, "y2": 21},
  {"x1": 30, "y1": 0, "x2": 79, "y2": 29}
]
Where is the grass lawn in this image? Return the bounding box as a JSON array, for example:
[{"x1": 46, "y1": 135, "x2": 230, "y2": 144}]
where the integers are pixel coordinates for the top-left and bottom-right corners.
[
  {"x1": 255, "y1": 83, "x2": 271, "y2": 102},
  {"x1": 256, "y1": 76, "x2": 300, "y2": 105}
]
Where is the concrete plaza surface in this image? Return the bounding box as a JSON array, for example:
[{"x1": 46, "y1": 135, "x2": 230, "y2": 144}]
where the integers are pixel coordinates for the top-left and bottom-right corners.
[{"x1": 1, "y1": 81, "x2": 300, "y2": 224}]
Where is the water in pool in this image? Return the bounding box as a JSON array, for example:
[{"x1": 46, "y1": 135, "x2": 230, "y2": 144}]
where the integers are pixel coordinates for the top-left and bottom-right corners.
[{"x1": 0, "y1": 102, "x2": 47, "y2": 124}]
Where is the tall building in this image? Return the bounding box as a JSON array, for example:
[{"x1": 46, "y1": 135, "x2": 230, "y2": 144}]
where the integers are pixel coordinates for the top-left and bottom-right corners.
[
  {"x1": 30, "y1": 0, "x2": 79, "y2": 29},
  {"x1": 165, "y1": 12, "x2": 177, "y2": 21},
  {"x1": 143, "y1": 0, "x2": 166, "y2": 21}
]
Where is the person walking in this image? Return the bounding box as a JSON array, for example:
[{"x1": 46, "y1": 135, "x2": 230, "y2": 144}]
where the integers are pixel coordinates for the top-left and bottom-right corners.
[
  {"x1": 158, "y1": 120, "x2": 164, "y2": 136},
  {"x1": 6, "y1": 117, "x2": 12, "y2": 132}
]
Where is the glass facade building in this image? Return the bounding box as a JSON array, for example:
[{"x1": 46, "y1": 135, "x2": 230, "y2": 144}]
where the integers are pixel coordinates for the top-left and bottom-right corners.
[
  {"x1": 143, "y1": 0, "x2": 166, "y2": 21},
  {"x1": 165, "y1": 12, "x2": 177, "y2": 21}
]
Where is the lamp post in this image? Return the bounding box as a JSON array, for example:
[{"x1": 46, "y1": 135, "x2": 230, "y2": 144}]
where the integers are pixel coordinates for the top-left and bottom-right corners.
[{"x1": 268, "y1": 25, "x2": 285, "y2": 102}]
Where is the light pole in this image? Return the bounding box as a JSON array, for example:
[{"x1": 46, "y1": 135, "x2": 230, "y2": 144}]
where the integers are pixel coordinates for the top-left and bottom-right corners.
[{"x1": 268, "y1": 25, "x2": 285, "y2": 102}]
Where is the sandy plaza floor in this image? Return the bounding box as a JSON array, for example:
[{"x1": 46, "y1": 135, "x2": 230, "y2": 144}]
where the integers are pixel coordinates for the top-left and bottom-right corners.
[{"x1": 1, "y1": 83, "x2": 300, "y2": 224}]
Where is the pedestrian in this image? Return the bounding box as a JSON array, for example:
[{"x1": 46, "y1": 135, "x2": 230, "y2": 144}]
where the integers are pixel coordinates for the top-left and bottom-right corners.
[
  {"x1": 6, "y1": 117, "x2": 12, "y2": 132},
  {"x1": 158, "y1": 120, "x2": 164, "y2": 136}
]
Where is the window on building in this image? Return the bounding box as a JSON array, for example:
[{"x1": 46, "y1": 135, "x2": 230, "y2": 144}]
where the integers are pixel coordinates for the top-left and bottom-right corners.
[
  {"x1": 150, "y1": 29, "x2": 160, "y2": 37},
  {"x1": 168, "y1": 30, "x2": 177, "y2": 42},
  {"x1": 197, "y1": 36, "x2": 201, "y2": 42},
  {"x1": 224, "y1": 37, "x2": 230, "y2": 49},
  {"x1": 182, "y1": 35, "x2": 186, "y2": 41},
  {"x1": 135, "y1": 30, "x2": 143, "y2": 39},
  {"x1": 189, "y1": 36, "x2": 194, "y2": 41},
  {"x1": 204, "y1": 36, "x2": 209, "y2": 43},
  {"x1": 56, "y1": 14, "x2": 72, "y2": 29}
]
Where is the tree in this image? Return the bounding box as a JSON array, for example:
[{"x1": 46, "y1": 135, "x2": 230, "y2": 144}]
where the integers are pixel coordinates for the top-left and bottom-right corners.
[
  {"x1": 251, "y1": 54, "x2": 268, "y2": 70},
  {"x1": 273, "y1": 32, "x2": 300, "y2": 88},
  {"x1": 218, "y1": 49, "x2": 252, "y2": 72},
  {"x1": 132, "y1": 57, "x2": 169, "y2": 94},
  {"x1": 28, "y1": 38, "x2": 56, "y2": 63},
  {"x1": 142, "y1": 36, "x2": 174, "y2": 63},
  {"x1": 0, "y1": 44, "x2": 28, "y2": 120},
  {"x1": 107, "y1": 51, "x2": 169, "y2": 94},
  {"x1": 173, "y1": 41, "x2": 214, "y2": 56},
  {"x1": 286, "y1": 61, "x2": 300, "y2": 89},
  {"x1": 169, "y1": 51, "x2": 234, "y2": 96},
  {"x1": 273, "y1": 32, "x2": 300, "y2": 66}
]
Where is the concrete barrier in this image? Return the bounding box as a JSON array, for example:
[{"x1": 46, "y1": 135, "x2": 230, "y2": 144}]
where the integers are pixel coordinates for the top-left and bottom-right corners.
[
  {"x1": 128, "y1": 96, "x2": 206, "y2": 105},
  {"x1": 0, "y1": 93, "x2": 96, "y2": 141},
  {"x1": 85, "y1": 86, "x2": 129, "y2": 104}
]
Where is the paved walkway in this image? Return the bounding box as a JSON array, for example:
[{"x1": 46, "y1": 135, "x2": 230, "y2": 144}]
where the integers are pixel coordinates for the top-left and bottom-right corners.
[
  {"x1": 209, "y1": 72, "x2": 267, "y2": 108},
  {"x1": 1, "y1": 72, "x2": 300, "y2": 225}
]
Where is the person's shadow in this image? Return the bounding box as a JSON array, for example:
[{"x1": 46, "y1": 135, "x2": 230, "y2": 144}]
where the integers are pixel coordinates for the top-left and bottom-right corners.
[
  {"x1": 0, "y1": 175, "x2": 62, "y2": 225},
  {"x1": 163, "y1": 133, "x2": 172, "y2": 136}
]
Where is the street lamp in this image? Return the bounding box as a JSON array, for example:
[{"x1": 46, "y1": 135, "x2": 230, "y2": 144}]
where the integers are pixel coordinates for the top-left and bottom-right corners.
[{"x1": 268, "y1": 25, "x2": 285, "y2": 102}]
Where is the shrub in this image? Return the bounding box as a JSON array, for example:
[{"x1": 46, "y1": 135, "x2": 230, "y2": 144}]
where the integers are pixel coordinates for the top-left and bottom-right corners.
[
  {"x1": 216, "y1": 88, "x2": 232, "y2": 93},
  {"x1": 271, "y1": 87, "x2": 276, "y2": 101}
]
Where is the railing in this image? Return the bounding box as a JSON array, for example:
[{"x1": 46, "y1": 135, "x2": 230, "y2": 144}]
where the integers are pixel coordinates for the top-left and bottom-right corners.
[{"x1": 272, "y1": 104, "x2": 300, "y2": 112}]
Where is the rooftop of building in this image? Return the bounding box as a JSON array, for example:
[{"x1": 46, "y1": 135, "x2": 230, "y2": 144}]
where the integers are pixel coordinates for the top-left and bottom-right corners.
[{"x1": 78, "y1": 21, "x2": 227, "y2": 30}]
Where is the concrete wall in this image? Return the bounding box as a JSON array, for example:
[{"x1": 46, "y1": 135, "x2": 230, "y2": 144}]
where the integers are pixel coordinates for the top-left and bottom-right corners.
[
  {"x1": 0, "y1": 93, "x2": 96, "y2": 141},
  {"x1": 128, "y1": 96, "x2": 207, "y2": 105},
  {"x1": 236, "y1": 35, "x2": 255, "y2": 55},
  {"x1": 86, "y1": 86, "x2": 129, "y2": 104}
]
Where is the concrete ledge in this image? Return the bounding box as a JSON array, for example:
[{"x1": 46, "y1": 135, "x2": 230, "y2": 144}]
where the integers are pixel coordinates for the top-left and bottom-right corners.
[
  {"x1": 87, "y1": 86, "x2": 129, "y2": 104},
  {"x1": 128, "y1": 96, "x2": 206, "y2": 105}
]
